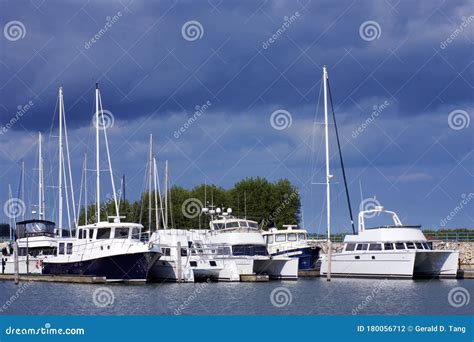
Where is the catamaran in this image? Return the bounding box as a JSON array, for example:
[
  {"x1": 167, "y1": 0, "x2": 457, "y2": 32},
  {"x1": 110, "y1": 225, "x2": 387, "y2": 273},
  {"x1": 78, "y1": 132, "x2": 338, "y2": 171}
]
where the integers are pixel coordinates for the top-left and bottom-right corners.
[{"x1": 320, "y1": 206, "x2": 459, "y2": 278}]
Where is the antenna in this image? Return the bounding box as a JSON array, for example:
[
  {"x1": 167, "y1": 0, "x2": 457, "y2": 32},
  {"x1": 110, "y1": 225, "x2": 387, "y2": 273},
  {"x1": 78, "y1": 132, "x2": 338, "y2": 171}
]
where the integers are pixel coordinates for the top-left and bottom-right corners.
[{"x1": 244, "y1": 191, "x2": 247, "y2": 219}]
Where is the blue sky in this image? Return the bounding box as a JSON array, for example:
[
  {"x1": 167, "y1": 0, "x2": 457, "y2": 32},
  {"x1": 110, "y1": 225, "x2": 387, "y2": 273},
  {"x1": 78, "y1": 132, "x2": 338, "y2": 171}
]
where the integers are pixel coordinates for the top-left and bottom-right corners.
[{"x1": 0, "y1": 0, "x2": 473, "y2": 234}]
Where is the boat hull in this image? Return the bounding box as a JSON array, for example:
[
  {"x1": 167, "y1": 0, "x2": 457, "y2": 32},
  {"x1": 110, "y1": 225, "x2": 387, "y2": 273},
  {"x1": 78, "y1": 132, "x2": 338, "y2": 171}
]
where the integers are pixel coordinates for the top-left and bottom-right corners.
[
  {"x1": 271, "y1": 247, "x2": 320, "y2": 270},
  {"x1": 320, "y1": 250, "x2": 459, "y2": 278},
  {"x1": 42, "y1": 252, "x2": 157, "y2": 281}
]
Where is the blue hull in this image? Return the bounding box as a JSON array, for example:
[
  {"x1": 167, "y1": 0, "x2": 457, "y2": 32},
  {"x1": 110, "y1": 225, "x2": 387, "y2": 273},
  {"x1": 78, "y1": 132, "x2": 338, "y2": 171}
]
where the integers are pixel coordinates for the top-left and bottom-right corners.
[
  {"x1": 43, "y1": 252, "x2": 157, "y2": 281},
  {"x1": 272, "y1": 247, "x2": 320, "y2": 270}
]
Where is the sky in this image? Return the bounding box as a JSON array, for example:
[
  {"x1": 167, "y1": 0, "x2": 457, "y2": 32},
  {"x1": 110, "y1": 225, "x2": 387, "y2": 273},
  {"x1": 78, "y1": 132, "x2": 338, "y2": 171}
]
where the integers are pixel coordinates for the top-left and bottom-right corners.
[{"x1": 0, "y1": 0, "x2": 473, "y2": 234}]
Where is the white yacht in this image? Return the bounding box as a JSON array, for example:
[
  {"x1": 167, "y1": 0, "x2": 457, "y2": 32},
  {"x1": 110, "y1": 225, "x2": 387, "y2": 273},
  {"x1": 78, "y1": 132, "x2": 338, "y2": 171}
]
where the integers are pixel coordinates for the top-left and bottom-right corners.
[
  {"x1": 42, "y1": 84, "x2": 161, "y2": 281},
  {"x1": 1, "y1": 220, "x2": 57, "y2": 275},
  {"x1": 262, "y1": 225, "x2": 320, "y2": 270},
  {"x1": 189, "y1": 208, "x2": 299, "y2": 281},
  {"x1": 320, "y1": 206, "x2": 459, "y2": 278}
]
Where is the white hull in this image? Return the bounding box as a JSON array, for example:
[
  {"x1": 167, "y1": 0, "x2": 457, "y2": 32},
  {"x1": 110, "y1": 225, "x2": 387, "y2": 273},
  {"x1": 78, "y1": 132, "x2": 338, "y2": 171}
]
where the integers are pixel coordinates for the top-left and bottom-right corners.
[
  {"x1": 2, "y1": 256, "x2": 44, "y2": 275},
  {"x1": 320, "y1": 250, "x2": 459, "y2": 278}
]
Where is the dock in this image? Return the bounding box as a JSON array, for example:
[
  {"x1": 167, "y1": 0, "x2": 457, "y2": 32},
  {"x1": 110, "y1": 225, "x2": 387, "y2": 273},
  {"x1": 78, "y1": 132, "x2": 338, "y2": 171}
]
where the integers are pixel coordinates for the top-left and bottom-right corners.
[
  {"x1": 240, "y1": 274, "x2": 269, "y2": 282},
  {"x1": 0, "y1": 274, "x2": 106, "y2": 284}
]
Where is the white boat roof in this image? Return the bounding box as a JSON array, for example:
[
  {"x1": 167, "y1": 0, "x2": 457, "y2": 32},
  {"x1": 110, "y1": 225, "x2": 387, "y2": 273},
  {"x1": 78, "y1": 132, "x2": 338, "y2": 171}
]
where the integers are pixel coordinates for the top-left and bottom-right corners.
[
  {"x1": 262, "y1": 228, "x2": 308, "y2": 235},
  {"x1": 78, "y1": 221, "x2": 144, "y2": 229}
]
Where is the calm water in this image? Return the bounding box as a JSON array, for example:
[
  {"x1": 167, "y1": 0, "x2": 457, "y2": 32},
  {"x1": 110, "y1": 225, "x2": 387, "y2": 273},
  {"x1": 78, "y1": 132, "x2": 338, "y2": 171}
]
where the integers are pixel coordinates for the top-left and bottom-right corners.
[{"x1": 0, "y1": 278, "x2": 472, "y2": 316}]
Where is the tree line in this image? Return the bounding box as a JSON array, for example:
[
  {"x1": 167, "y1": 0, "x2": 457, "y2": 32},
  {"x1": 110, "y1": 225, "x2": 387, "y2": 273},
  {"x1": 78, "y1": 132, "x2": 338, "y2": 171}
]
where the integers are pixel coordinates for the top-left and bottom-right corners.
[{"x1": 77, "y1": 177, "x2": 301, "y2": 231}]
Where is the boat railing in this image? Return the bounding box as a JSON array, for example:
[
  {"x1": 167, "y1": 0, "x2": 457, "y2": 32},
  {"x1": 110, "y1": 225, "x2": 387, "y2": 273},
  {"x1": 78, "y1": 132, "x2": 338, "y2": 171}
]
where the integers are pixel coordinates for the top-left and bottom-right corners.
[{"x1": 309, "y1": 231, "x2": 474, "y2": 242}]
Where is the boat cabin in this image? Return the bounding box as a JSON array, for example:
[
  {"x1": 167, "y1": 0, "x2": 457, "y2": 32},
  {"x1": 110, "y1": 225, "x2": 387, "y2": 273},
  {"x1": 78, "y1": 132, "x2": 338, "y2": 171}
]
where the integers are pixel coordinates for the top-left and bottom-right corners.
[{"x1": 75, "y1": 222, "x2": 144, "y2": 241}]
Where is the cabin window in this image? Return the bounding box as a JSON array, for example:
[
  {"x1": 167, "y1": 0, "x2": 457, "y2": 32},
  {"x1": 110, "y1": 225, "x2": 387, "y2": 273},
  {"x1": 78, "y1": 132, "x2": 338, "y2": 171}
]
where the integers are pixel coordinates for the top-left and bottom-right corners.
[
  {"x1": 162, "y1": 248, "x2": 171, "y2": 256},
  {"x1": 267, "y1": 235, "x2": 274, "y2": 244},
  {"x1": 384, "y1": 243, "x2": 393, "y2": 250},
  {"x1": 406, "y1": 242, "x2": 415, "y2": 249},
  {"x1": 239, "y1": 221, "x2": 248, "y2": 227},
  {"x1": 345, "y1": 243, "x2": 356, "y2": 251},
  {"x1": 288, "y1": 233, "x2": 297, "y2": 241},
  {"x1": 130, "y1": 228, "x2": 140, "y2": 239},
  {"x1": 190, "y1": 261, "x2": 197, "y2": 267},
  {"x1": 225, "y1": 222, "x2": 239, "y2": 228},
  {"x1": 369, "y1": 243, "x2": 382, "y2": 251},
  {"x1": 423, "y1": 242, "x2": 431, "y2": 250},
  {"x1": 114, "y1": 228, "x2": 129, "y2": 239},
  {"x1": 395, "y1": 242, "x2": 405, "y2": 250},
  {"x1": 213, "y1": 223, "x2": 224, "y2": 230},
  {"x1": 427, "y1": 242, "x2": 433, "y2": 250},
  {"x1": 66, "y1": 243, "x2": 73, "y2": 255},
  {"x1": 78, "y1": 229, "x2": 83, "y2": 239},
  {"x1": 96, "y1": 228, "x2": 111, "y2": 239},
  {"x1": 415, "y1": 242, "x2": 423, "y2": 249},
  {"x1": 298, "y1": 233, "x2": 306, "y2": 241},
  {"x1": 58, "y1": 243, "x2": 65, "y2": 255},
  {"x1": 181, "y1": 248, "x2": 187, "y2": 257},
  {"x1": 275, "y1": 234, "x2": 286, "y2": 242},
  {"x1": 356, "y1": 243, "x2": 368, "y2": 251},
  {"x1": 248, "y1": 222, "x2": 258, "y2": 229}
]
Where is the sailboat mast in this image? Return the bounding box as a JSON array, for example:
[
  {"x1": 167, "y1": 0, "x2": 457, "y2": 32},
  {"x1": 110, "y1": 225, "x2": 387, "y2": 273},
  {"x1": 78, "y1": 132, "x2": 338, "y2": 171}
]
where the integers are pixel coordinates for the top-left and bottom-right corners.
[
  {"x1": 84, "y1": 153, "x2": 88, "y2": 224},
  {"x1": 323, "y1": 65, "x2": 332, "y2": 281},
  {"x1": 95, "y1": 83, "x2": 100, "y2": 223},
  {"x1": 58, "y1": 87, "x2": 64, "y2": 235},
  {"x1": 38, "y1": 132, "x2": 44, "y2": 220},
  {"x1": 148, "y1": 134, "x2": 153, "y2": 231},
  {"x1": 164, "y1": 160, "x2": 168, "y2": 229}
]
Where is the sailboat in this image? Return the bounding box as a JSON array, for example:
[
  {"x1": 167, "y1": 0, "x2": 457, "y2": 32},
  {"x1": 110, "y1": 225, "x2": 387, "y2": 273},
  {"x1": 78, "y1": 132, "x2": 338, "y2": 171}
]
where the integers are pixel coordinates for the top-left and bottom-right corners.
[
  {"x1": 315, "y1": 66, "x2": 459, "y2": 278},
  {"x1": 42, "y1": 84, "x2": 162, "y2": 282}
]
